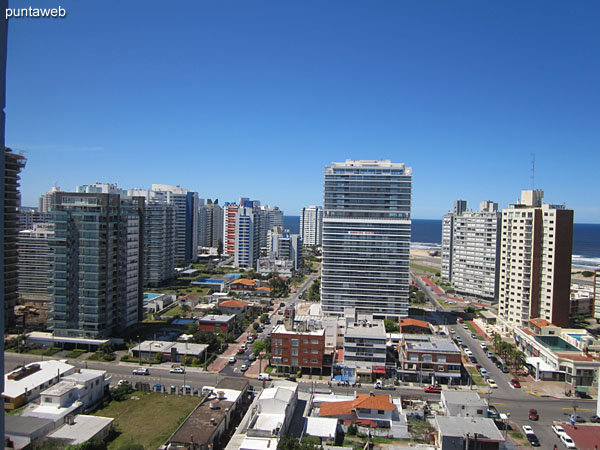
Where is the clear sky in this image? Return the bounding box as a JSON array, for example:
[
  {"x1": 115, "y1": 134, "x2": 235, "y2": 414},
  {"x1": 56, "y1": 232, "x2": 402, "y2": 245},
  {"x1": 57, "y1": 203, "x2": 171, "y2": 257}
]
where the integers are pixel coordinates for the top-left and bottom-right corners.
[{"x1": 5, "y1": 1, "x2": 599, "y2": 222}]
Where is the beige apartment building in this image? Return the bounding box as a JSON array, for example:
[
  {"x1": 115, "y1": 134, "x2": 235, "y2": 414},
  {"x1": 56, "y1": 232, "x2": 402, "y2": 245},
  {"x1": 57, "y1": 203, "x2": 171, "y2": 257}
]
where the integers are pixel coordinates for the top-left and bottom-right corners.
[{"x1": 497, "y1": 190, "x2": 573, "y2": 328}]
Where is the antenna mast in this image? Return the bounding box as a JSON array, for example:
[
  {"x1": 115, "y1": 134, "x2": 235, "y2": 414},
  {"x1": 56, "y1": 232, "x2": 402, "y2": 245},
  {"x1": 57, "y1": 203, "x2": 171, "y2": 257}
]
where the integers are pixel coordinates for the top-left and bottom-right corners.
[{"x1": 531, "y1": 153, "x2": 536, "y2": 190}]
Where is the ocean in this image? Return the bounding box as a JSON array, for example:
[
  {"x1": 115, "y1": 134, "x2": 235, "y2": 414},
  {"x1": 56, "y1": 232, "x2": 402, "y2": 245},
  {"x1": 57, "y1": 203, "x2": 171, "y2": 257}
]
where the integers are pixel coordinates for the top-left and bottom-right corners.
[{"x1": 284, "y1": 216, "x2": 600, "y2": 270}]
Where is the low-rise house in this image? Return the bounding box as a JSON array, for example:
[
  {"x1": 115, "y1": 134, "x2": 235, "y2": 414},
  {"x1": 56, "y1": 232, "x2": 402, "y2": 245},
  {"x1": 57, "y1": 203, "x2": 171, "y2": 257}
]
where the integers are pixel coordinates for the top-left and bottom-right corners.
[
  {"x1": 440, "y1": 391, "x2": 487, "y2": 418},
  {"x1": 304, "y1": 417, "x2": 338, "y2": 444},
  {"x1": 398, "y1": 318, "x2": 431, "y2": 334},
  {"x1": 3, "y1": 360, "x2": 75, "y2": 411},
  {"x1": 434, "y1": 416, "x2": 505, "y2": 450},
  {"x1": 224, "y1": 381, "x2": 298, "y2": 450},
  {"x1": 230, "y1": 278, "x2": 256, "y2": 292},
  {"x1": 198, "y1": 314, "x2": 236, "y2": 333},
  {"x1": 164, "y1": 378, "x2": 250, "y2": 450},
  {"x1": 47, "y1": 415, "x2": 114, "y2": 446},
  {"x1": 218, "y1": 299, "x2": 249, "y2": 317},
  {"x1": 5, "y1": 415, "x2": 55, "y2": 449},
  {"x1": 397, "y1": 334, "x2": 463, "y2": 385},
  {"x1": 130, "y1": 340, "x2": 208, "y2": 363}
]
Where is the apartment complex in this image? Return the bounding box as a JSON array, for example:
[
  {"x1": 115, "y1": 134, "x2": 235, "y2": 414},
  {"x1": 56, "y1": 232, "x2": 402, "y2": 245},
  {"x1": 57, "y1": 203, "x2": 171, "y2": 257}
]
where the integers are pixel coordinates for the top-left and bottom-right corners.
[
  {"x1": 143, "y1": 202, "x2": 175, "y2": 287},
  {"x1": 441, "y1": 200, "x2": 501, "y2": 300},
  {"x1": 397, "y1": 334, "x2": 463, "y2": 384},
  {"x1": 48, "y1": 192, "x2": 144, "y2": 338},
  {"x1": 497, "y1": 190, "x2": 573, "y2": 328},
  {"x1": 342, "y1": 310, "x2": 387, "y2": 380},
  {"x1": 271, "y1": 324, "x2": 327, "y2": 374},
  {"x1": 223, "y1": 202, "x2": 239, "y2": 256},
  {"x1": 300, "y1": 205, "x2": 323, "y2": 247},
  {"x1": 321, "y1": 160, "x2": 412, "y2": 317},
  {"x1": 17, "y1": 224, "x2": 53, "y2": 314},
  {"x1": 130, "y1": 184, "x2": 200, "y2": 265},
  {"x1": 198, "y1": 199, "x2": 224, "y2": 249},
  {"x1": 595, "y1": 270, "x2": 600, "y2": 320},
  {"x1": 234, "y1": 203, "x2": 260, "y2": 268},
  {"x1": 266, "y1": 227, "x2": 302, "y2": 269},
  {"x1": 4, "y1": 147, "x2": 27, "y2": 328}
]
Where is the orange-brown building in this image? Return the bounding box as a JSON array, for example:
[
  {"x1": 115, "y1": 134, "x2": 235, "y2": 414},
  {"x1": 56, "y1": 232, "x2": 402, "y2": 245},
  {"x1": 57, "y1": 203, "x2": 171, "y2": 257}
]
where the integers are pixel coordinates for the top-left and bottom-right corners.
[{"x1": 270, "y1": 324, "x2": 328, "y2": 374}]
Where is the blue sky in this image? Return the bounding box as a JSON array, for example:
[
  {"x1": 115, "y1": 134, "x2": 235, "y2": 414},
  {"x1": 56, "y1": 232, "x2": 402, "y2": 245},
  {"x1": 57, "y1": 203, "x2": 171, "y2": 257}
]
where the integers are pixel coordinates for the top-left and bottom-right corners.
[{"x1": 6, "y1": 1, "x2": 600, "y2": 222}]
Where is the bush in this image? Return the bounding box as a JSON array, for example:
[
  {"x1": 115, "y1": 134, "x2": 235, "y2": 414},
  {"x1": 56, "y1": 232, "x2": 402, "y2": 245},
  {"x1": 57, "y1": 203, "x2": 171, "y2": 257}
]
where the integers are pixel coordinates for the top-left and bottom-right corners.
[
  {"x1": 120, "y1": 354, "x2": 130, "y2": 362},
  {"x1": 111, "y1": 383, "x2": 134, "y2": 402},
  {"x1": 155, "y1": 352, "x2": 163, "y2": 363},
  {"x1": 347, "y1": 424, "x2": 358, "y2": 435}
]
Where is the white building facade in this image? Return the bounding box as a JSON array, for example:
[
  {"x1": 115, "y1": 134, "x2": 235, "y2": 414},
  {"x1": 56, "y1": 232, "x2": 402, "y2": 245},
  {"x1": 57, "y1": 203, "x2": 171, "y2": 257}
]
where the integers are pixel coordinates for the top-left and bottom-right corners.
[
  {"x1": 300, "y1": 205, "x2": 323, "y2": 247},
  {"x1": 321, "y1": 160, "x2": 412, "y2": 318}
]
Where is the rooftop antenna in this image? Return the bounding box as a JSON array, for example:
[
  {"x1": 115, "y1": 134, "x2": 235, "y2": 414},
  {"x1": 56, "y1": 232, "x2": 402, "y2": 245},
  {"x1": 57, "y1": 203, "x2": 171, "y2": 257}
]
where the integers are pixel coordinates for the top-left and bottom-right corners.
[{"x1": 531, "y1": 153, "x2": 536, "y2": 190}]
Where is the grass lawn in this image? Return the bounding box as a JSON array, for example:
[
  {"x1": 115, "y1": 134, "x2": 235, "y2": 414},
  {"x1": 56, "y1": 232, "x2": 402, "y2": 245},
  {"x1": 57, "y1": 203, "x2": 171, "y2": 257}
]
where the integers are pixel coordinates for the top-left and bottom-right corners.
[
  {"x1": 467, "y1": 366, "x2": 486, "y2": 386},
  {"x1": 409, "y1": 263, "x2": 438, "y2": 274},
  {"x1": 508, "y1": 430, "x2": 530, "y2": 446},
  {"x1": 65, "y1": 349, "x2": 88, "y2": 359},
  {"x1": 162, "y1": 305, "x2": 185, "y2": 317},
  {"x1": 94, "y1": 391, "x2": 201, "y2": 449}
]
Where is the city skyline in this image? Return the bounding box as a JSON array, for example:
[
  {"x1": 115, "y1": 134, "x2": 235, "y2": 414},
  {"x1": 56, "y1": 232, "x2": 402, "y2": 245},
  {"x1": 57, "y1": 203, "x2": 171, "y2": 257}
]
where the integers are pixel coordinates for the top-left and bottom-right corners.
[{"x1": 5, "y1": 1, "x2": 600, "y2": 222}]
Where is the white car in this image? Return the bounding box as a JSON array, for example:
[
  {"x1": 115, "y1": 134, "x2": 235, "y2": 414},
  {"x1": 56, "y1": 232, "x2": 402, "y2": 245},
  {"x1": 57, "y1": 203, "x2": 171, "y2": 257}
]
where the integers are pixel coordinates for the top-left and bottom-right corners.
[
  {"x1": 522, "y1": 425, "x2": 534, "y2": 435},
  {"x1": 240, "y1": 364, "x2": 248, "y2": 372},
  {"x1": 560, "y1": 434, "x2": 576, "y2": 449},
  {"x1": 132, "y1": 368, "x2": 149, "y2": 375},
  {"x1": 480, "y1": 343, "x2": 487, "y2": 349},
  {"x1": 170, "y1": 367, "x2": 185, "y2": 374},
  {"x1": 463, "y1": 325, "x2": 469, "y2": 329},
  {"x1": 117, "y1": 379, "x2": 129, "y2": 386},
  {"x1": 552, "y1": 424, "x2": 567, "y2": 437},
  {"x1": 464, "y1": 349, "x2": 473, "y2": 356},
  {"x1": 228, "y1": 357, "x2": 236, "y2": 364},
  {"x1": 486, "y1": 379, "x2": 498, "y2": 388}
]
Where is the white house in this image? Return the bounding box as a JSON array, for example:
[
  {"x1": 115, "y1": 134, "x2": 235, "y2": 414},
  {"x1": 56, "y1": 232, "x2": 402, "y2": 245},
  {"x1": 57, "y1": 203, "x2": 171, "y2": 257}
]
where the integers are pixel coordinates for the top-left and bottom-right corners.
[{"x1": 440, "y1": 391, "x2": 487, "y2": 418}]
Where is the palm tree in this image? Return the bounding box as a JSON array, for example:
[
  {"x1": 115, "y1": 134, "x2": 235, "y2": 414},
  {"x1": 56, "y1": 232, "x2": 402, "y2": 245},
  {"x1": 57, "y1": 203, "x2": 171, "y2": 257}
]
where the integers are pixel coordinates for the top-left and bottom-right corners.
[
  {"x1": 492, "y1": 333, "x2": 503, "y2": 353},
  {"x1": 513, "y1": 350, "x2": 527, "y2": 374}
]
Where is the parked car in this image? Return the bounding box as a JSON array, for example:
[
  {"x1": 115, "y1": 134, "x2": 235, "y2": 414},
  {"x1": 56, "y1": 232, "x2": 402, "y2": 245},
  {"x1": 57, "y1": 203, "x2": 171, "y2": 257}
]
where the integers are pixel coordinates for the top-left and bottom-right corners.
[
  {"x1": 424, "y1": 385, "x2": 442, "y2": 393},
  {"x1": 552, "y1": 424, "x2": 567, "y2": 437},
  {"x1": 132, "y1": 367, "x2": 150, "y2": 375},
  {"x1": 591, "y1": 415, "x2": 600, "y2": 423},
  {"x1": 170, "y1": 367, "x2": 185, "y2": 374},
  {"x1": 229, "y1": 357, "x2": 236, "y2": 364},
  {"x1": 486, "y1": 379, "x2": 498, "y2": 388},
  {"x1": 469, "y1": 356, "x2": 478, "y2": 364},
  {"x1": 247, "y1": 336, "x2": 254, "y2": 343},
  {"x1": 463, "y1": 325, "x2": 469, "y2": 330},
  {"x1": 258, "y1": 373, "x2": 271, "y2": 381},
  {"x1": 286, "y1": 376, "x2": 296, "y2": 382},
  {"x1": 560, "y1": 434, "x2": 576, "y2": 449},
  {"x1": 471, "y1": 333, "x2": 477, "y2": 339},
  {"x1": 501, "y1": 366, "x2": 509, "y2": 373},
  {"x1": 510, "y1": 379, "x2": 521, "y2": 388},
  {"x1": 486, "y1": 351, "x2": 494, "y2": 358},
  {"x1": 248, "y1": 353, "x2": 256, "y2": 361},
  {"x1": 571, "y1": 414, "x2": 586, "y2": 423},
  {"x1": 240, "y1": 364, "x2": 248, "y2": 372},
  {"x1": 475, "y1": 364, "x2": 482, "y2": 371},
  {"x1": 522, "y1": 425, "x2": 534, "y2": 435},
  {"x1": 238, "y1": 347, "x2": 246, "y2": 354},
  {"x1": 280, "y1": 302, "x2": 285, "y2": 307},
  {"x1": 528, "y1": 409, "x2": 539, "y2": 421},
  {"x1": 479, "y1": 343, "x2": 487, "y2": 350},
  {"x1": 480, "y1": 368, "x2": 488, "y2": 377},
  {"x1": 489, "y1": 355, "x2": 498, "y2": 363},
  {"x1": 525, "y1": 433, "x2": 540, "y2": 447}
]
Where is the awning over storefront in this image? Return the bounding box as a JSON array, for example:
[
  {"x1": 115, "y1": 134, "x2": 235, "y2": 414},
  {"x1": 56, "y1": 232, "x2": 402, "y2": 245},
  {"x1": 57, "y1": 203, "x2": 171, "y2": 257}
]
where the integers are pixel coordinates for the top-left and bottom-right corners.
[
  {"x1": 576, "y1": 386, "x2": 590, "y2": 393},
  {"x1": 526, "y1": 357, "x2": 559, "y2": 373},
  {"x1": 372, "y1": 367, "x2": 386, "y2": 374}
]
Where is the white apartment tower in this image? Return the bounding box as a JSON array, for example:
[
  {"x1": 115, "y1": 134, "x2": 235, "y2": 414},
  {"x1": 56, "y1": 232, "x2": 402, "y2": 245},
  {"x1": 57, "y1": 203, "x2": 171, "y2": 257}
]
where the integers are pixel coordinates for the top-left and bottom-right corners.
[
  {"x1": 198, "y1": 200, "x2": 224, "y2": 249},
  {"x1": 321, "y1": 160, "x2": 412, "y2": 318},
  {"x1": 441, "y1": 200, "x2": 500, "y2": 300},
  {"x1": 497, "y1": 190, "x2": 573, "y2": 329},
  {"x1": 300, "y1": 205, "x2": 323, "y2": 247},
  {"x1": 234, "y1": 203, "x2": 260, "y2": 268}
]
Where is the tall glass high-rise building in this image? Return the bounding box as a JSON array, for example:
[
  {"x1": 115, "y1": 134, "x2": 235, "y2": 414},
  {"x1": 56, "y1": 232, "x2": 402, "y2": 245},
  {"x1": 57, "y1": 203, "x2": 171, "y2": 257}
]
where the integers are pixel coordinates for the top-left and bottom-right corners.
[{"x1": 321, "y1": 160, "x2": 412, "y2": 318}]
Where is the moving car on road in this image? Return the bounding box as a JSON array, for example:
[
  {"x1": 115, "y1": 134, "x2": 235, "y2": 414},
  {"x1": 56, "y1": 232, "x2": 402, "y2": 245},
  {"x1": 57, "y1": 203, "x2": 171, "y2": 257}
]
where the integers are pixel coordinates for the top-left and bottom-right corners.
[
  {"x1": 424, "y1": 385, "x2": 442, "y2": 393},
  {"x1": 528, "y1": 409, "x2": 538, "y2": 421},
  {"x1": 240, "y1": 364, "x2": 248, "y2": 372},
  {"x1": 170, "y1": 367, "x2": 185, "y2": 374},
  {"x1": 486, "y1": 379, "x2": 498, "y2": 388},
  {"x1": 132, "y1": 368, "x2": 150, "y2": 375},
  {"x1": 510, "y1": 379, "x2": 521, "y2": 388},
  {"x1": 560, "y1": 434, "x2": 576, "y2": 449}
]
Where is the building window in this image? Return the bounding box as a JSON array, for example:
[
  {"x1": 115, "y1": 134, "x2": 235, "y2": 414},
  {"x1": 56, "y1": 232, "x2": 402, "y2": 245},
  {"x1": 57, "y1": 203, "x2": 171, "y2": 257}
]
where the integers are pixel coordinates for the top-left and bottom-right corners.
[
  {"x1": 291, "y1": 339, "x2": 299, "y2": 347},
  {"x1": 291, "y1": 358, "x2": 298, "y2": 366},
  {"x1": 311, "y1": 349, "x2": 319, "y2": 354},
  {"x1": 303, "y1": 359, "x2": 308, "y2": 363},
  {"x1": 311, "y1": 340, "x2": 319, "y2": 344},
  {"x1": 378, "y1": 410, "x2": 384, "y2": 415},
  {"x1": 303, "y1": 339, "x2": 308, "y2": 344},
  {"x1": 291, "y1": 348, "x2": 298, "y2": 356},
  {"x1": 44, "y1": 397, "x2": 52, "y2": 403},
  {"x1": 438, "y1": 365, "x2": 445, "y2": 371},
  {"x1": 311, "y1": 359, "x2": 318, "y2": 363}
]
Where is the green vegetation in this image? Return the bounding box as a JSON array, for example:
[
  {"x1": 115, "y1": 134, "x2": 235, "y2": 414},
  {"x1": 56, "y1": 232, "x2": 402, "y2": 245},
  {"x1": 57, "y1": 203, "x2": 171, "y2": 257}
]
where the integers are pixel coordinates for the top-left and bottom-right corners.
[
  {"x1": 409, "y1": 263, "x2": 438, "y2": 274},
  {"x1": 162, "y1": 305, "x2": 185, "y2": 317},
  {"x1": 305, "y1": 278, "x2": 320, "y2": 301},
  {"x1": 277, "y1": 435, "x2": 321, "y2": 450},
  {"x1": 65, "y1": 348, "x2": 88, "y2": 359},
  {"x1": 384, "y1": 319, "x2": 400, "y2": 333},
  {"x1": 27, "y1": 346, "x2": 62, "y2": 356},
  {"x1": 491, "y1": 333, "x2": 527, "y2": 373},
  {"x1": 407, "y1": 417, "x2": 435, "y2": 443},
  {"x1": 270, "y1": 276, "x2": 290, "y2": 297},
  {"x1": 93, "y1": 391, "x2": 200, "y2": 450},
  {"x1": 508, "y1": 430, "x2": 528, "y2": 445},
  {"x1": 467, "y1": 366, "x2": 485, "y2": 386}
]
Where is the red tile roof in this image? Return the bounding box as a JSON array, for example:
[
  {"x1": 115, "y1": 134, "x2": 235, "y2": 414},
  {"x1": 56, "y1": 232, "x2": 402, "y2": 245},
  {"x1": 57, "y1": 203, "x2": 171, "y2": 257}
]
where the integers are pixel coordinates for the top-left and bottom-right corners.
[
  {"x1": 256, "y1": 286, "x2": 272, "y2": 292},
  {"x1": 529, "y1": 318, "x2": 555, "y2": 328},
  {"x1": 398, "y1": 318, "x2": 430, "y2": 329},
  {"x1": 231, "y1": 278, "x2": 256, "y2": 287},
  {"x1": 319, "y1": 394, "x2": 394, "y2": 417},
  {"x1": 219, "y1": 300, "x2": 248, "y2": 308},
  {"x1": 556, "y1": 353, "x2": 595, "y2": 362}
]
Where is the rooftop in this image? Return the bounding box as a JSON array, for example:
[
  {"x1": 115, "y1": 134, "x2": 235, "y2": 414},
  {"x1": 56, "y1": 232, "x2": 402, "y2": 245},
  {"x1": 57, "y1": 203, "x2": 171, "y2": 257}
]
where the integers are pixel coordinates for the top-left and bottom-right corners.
[
  {"x1": 4, "y1": 360, "x2": 75, "y2": 399},
  {"x1": 48, "y1": 415, "x2": 114, "y2": 445},
  {"x1": 435, "y1": 416, "x2": 504, "y2": 442},
  {"x1": 403, "y1": 335, "x2": 460, "y2": 353},
  {"x1": 220, "y1": 300, "x2": 249, "y2": 308},
  {"x1": 271, "y1": 324, "x2": 325, "y2": 336},
  {"x1": 319, "y1": 393, "x2": 394, "y2": 417},
  {"x1": 398, "y1": 318, "x2": 430, "y2": 329},
  {"x1": 216, "y1": 378, "x2": 250, "y2": 392},
  {"x1": 168, "y1": 399, "x2": 234, "y2": 446},
  {"x1": 199, "y1": 314, "x2": 236, "y2": 323},
  {"x1": 345, "y1": 321, "x2": 386, "y2": 339},
  {"x1": 441, "y1": 391, "x2": 486, "y2": 407}
]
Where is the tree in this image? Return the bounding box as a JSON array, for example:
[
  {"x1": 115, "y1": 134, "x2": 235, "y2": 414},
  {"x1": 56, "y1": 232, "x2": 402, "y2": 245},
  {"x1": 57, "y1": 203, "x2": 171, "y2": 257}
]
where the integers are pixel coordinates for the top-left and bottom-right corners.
[
  {"x1": 307, "y1": 279, "x2": 320, "y2": 301},
  {"x1": 253, "y1": 340, "x2": 268, "y2": 355},
  {"x1": 260, "y1": 314, "x2": 269, "y2": 324},
  {"x1": 253, "y1": 322, "x2": 260, "y2": 331},
  {"x1": 270, "y1": 276, "x2": 290, "y2": 298},
  {"x1": 384, "y1": 319, "x2": 400, "y2": 333},
  {"x1": 513, "y1": 350, "x2": 527, "y2": 373},
  {"x1": 111, "y1": 382, "x2": 134, "y2": 401},
  {"x1": 278, "y1": 436, "x2": 321, "y2": 450}
]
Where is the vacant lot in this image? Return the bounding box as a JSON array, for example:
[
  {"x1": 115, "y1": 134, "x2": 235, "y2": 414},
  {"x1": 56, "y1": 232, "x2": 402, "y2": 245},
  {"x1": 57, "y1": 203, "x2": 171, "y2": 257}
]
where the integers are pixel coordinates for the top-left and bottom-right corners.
[{"x1": 93, "y1": 391, "x2": 200, "y2": 449}]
